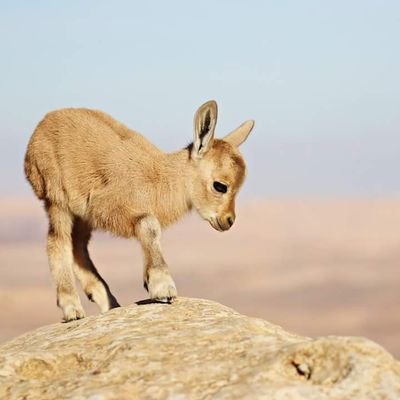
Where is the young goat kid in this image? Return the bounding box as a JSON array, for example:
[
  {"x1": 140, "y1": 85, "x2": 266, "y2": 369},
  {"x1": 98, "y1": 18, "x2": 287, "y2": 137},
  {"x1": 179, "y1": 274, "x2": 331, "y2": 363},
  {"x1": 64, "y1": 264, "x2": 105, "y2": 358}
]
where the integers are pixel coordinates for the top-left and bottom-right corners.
[{"x1": 24, "y1": 100, "x2": 254, "y2": 321}]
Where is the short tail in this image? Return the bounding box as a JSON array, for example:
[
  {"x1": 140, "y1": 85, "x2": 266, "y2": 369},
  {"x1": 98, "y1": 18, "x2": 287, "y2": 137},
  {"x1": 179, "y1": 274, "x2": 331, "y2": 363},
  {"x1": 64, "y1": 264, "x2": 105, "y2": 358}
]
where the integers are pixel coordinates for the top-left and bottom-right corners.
[{"x1": 24, "y1": 152, "x2": 46, "y2": 199}]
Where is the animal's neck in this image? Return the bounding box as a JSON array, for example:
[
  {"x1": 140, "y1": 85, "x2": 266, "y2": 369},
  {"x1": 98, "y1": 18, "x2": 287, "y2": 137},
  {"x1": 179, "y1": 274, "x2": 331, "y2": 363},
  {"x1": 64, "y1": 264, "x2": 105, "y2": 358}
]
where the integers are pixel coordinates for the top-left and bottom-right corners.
[{"x1": 155, "y1": 148, "x2": 193, "y2": 226}]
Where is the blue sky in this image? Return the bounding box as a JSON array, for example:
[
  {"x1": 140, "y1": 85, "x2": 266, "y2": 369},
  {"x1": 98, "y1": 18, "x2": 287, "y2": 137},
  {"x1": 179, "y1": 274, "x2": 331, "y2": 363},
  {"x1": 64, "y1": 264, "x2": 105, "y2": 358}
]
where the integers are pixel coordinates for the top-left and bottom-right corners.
[{"x1": 1, "y1": 1, "x2": 399, "y2": 196}]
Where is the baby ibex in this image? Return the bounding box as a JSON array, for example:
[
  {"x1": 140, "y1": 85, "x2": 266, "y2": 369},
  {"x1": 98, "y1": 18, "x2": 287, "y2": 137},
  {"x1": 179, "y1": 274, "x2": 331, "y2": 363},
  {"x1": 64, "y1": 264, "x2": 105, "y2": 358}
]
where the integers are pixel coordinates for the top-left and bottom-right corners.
[{"x1": 24, "y1": 100, "x2": 254, "y2": 321}]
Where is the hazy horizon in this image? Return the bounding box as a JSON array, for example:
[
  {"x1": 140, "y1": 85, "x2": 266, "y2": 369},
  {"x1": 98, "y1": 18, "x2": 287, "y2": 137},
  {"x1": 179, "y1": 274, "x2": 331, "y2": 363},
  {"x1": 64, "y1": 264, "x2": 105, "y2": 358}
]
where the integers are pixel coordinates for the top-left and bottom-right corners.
[{"x1": 1, "y1": 1, "x2": 399, "y2": 197}]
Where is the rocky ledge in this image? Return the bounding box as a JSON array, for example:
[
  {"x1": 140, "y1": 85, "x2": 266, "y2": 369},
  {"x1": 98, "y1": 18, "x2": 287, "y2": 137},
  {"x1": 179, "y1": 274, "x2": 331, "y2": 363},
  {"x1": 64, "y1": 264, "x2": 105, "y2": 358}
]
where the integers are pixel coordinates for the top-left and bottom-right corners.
[{"x1": 0, "y1": 297, "x2": 399, "y2": 399}]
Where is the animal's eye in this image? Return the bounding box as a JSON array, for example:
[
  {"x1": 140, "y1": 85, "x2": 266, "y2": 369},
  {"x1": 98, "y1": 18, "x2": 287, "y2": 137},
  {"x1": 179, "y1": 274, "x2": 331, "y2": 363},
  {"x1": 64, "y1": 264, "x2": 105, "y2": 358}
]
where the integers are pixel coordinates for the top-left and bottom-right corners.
[{"x1": 213, "y1": 181, "x2": 228, "y2": 193}]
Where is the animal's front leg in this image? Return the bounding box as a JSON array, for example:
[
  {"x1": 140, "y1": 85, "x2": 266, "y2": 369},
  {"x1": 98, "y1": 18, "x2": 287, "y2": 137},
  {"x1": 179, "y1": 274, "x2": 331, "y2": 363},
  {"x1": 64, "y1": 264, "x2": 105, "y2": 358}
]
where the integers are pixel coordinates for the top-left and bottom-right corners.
[{"x1": 135, "y1": 215, "x2": 177, "y2": 302}]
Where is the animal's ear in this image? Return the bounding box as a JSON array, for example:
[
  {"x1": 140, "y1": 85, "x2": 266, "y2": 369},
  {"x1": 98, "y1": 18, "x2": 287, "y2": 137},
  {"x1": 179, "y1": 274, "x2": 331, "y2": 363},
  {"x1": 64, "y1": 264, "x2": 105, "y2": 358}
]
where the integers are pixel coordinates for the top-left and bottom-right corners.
[
  {"x1": 193, "y1": 100, "x2": 217, "y2": 158},
  {"x1": 223, "y1": 120, "x2": 254, "y2": 147}
]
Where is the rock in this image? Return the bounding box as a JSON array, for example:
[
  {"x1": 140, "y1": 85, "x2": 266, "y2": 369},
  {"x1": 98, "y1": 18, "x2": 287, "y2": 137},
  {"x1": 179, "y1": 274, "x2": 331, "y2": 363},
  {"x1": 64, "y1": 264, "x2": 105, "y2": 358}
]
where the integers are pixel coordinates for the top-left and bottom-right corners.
[{"x1": 0, "y1": 297, "x2": 399, "y2": 399}]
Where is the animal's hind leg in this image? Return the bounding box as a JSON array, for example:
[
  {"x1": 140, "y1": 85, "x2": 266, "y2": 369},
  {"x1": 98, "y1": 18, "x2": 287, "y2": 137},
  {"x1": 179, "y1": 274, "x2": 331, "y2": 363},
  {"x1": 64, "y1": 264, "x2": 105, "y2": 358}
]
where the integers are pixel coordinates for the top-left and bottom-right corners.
[
  {"x1": 72, "y1": 218, "x2": 120, "y2": 312},
  {"x1": 46, "y1": 203, "x2": 85, "y2": 321}
]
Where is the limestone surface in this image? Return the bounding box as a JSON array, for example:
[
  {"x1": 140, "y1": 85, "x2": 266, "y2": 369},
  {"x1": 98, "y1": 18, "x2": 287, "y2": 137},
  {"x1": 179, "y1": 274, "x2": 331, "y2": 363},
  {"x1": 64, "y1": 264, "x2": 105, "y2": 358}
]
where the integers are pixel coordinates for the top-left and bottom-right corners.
[{"x1": 0, "y1": 298, "x2": 399, "y2": 399}]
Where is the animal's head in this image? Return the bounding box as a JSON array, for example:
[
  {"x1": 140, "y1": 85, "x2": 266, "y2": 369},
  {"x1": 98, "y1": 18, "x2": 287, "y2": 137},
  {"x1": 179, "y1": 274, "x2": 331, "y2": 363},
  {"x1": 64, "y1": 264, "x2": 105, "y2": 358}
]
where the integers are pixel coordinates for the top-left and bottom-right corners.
[{"x1": 188, "y1": 100, "x2": 254, "y2": 232}]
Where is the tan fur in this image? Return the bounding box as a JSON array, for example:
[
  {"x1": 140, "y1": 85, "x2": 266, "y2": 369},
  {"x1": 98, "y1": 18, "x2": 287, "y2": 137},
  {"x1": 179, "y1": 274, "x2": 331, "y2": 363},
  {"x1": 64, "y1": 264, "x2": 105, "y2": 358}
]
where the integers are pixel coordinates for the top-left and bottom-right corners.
[{"x1": 24, "y1": 100, "x2": 254, "y2": 321}]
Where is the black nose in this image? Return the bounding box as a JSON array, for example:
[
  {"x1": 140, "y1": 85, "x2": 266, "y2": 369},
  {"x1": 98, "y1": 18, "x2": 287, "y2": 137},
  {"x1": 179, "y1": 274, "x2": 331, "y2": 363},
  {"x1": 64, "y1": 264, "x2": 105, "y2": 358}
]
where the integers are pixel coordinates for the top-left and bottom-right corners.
[{"x1": 227, "y1": 216, "x2": 234, "y2": 227}]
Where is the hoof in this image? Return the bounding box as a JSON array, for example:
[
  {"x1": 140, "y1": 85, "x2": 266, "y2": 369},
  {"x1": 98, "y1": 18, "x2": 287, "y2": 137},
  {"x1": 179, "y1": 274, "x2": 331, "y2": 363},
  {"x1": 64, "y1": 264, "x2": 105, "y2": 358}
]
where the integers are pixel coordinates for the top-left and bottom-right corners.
[
  {"x1": 146, "y1": 268, "x2": 177, "y2": 303},
  {"x1": 62, "y1": 304, "x2": 86, "y2": 322}
]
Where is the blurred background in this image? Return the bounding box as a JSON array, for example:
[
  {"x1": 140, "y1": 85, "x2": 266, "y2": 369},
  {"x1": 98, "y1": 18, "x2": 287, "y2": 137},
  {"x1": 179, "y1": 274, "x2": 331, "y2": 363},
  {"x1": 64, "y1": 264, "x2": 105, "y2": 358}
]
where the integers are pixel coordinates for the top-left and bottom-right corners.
[{"x1": 0, "y1": 1, "x2": 399, "y2": 356}]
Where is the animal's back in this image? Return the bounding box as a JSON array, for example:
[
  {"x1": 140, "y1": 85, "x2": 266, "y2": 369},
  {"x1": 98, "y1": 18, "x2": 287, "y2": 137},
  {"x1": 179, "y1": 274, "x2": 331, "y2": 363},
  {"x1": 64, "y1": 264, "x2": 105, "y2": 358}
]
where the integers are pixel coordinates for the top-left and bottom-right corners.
[{"x1": 24, "y1": 108, "x2": 161, "y2": 208}]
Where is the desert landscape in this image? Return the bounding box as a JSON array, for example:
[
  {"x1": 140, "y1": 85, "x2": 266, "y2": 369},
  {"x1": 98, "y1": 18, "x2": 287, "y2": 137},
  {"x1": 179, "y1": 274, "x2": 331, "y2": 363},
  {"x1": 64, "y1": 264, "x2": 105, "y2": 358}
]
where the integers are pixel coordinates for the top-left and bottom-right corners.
[{"x1": 0, "y1": 196, "x2": 399, "y2": 357}]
